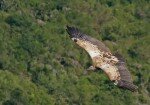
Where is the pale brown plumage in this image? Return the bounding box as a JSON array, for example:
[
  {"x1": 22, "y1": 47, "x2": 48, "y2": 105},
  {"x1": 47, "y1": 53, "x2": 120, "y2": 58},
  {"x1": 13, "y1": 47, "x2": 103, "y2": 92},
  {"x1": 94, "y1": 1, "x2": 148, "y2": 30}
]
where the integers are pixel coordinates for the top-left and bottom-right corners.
[{"x1": 66, "y1": 26, "x2": 138, "y2": 92}]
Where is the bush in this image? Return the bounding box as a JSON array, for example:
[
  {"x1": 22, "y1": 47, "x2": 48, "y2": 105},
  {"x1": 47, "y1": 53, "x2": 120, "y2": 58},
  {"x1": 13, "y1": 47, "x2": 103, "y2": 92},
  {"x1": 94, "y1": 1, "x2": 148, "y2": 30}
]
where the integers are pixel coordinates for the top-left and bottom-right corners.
[{"x1": 5, "y1": 14, "x2": 32, "y2": 27}]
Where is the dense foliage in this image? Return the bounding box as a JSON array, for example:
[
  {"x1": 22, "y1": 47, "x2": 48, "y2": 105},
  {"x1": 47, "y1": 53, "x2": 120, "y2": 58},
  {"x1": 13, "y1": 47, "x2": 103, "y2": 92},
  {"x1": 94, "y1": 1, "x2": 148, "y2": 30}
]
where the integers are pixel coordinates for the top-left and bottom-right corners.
[{"x1": 0, "y1": 0, "x2": 149, "y2": 105}]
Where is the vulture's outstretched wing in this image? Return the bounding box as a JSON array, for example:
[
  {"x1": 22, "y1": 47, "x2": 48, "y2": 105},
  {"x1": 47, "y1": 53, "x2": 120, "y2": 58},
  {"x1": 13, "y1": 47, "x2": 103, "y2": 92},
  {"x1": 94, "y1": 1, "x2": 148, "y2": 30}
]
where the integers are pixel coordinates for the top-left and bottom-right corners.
[
  {"x1": 66, "y1": 26, "x2": 138, "y2": 91},
  {"x1": 114, "y1": 53, "x2": 138, "y2": 91}
]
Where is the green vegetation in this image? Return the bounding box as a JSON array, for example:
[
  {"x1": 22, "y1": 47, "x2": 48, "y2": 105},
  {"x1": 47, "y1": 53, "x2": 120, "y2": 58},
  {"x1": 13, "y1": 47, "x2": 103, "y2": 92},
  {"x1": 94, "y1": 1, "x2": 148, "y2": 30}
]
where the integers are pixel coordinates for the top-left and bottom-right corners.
[{"x1": 0, "y1": 0, "x2": 149, "y2": 105}]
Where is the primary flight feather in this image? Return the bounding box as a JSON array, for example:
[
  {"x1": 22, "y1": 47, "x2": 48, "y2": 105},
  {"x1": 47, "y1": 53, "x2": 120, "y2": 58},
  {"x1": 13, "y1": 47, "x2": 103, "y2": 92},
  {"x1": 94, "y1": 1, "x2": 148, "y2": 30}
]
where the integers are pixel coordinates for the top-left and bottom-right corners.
[{"x1": 66, "y1": 26, "x2": 138, "y2": 92}]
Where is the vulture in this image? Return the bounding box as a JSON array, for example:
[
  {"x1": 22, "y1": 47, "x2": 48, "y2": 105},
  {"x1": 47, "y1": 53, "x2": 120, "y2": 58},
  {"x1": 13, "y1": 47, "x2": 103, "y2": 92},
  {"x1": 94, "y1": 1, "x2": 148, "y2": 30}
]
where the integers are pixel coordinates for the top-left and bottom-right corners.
[{"x1": 66, "y1": 26, "x2": 138, "y2": 92}]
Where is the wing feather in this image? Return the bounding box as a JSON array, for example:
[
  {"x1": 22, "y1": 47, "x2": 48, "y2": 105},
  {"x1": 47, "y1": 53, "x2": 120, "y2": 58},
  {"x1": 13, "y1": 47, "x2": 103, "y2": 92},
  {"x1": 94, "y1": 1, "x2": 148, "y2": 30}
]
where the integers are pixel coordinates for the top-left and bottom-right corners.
[
  {"x1": 114, "y1": 53, "x2": 132, "y2": 82},
  {"x1": 114, "y1": 53, "x2": 138, "y2": 91}
]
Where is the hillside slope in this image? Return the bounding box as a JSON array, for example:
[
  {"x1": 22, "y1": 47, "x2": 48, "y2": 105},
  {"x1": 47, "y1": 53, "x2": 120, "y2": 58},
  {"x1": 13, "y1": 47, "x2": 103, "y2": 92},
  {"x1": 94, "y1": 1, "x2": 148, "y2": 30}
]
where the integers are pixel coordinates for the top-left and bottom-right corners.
[{"x1": 0, "y1": 0, "x2": 149, "y2": 105}]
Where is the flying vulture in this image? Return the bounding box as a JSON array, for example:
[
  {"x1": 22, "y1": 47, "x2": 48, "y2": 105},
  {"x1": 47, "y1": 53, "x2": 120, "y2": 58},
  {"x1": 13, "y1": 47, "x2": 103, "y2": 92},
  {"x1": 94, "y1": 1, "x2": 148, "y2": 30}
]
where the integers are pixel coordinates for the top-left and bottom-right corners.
[{"x1": 66, "y1": 26, "x2": 138, "y2": 92}]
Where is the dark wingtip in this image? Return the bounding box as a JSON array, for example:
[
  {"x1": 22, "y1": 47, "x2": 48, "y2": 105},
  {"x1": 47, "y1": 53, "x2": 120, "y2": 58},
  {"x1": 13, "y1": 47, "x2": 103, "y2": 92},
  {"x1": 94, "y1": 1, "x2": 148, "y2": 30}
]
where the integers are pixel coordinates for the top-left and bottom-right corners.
[
  {"x1": 66, "y1": 25, "x2": 79, "y2": 38},
  {"x1": 66, "y1": 25, "x2": 71, "y2": 30},
  {"x1": 66, "y1": 25, "x2": 76, "y2": 31},
  {"x1": 66, "y1": 25, "x2": 71, "y2": 29},
  {"x1": 66, "y1": 25, "x2": 72, "y2": 37},
  {"x1": 117, "y1": 80, "x2": 138, "y2": 92}
]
